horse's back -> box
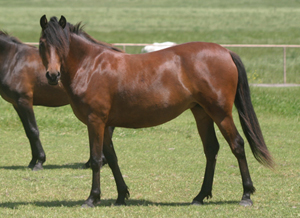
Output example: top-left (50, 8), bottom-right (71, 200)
top-left (128, 41), bottom-right (239, 103)
top-left (105, 42), bottom-right (238, 127)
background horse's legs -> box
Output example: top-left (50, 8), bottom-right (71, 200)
top-left (13, 101), bottom-right (45, 171)
top-left (190, 106), bottom-right (220, 205)
top-left (102, 127), bottom-right (129, 205)
top-left (215, 115), bottom-right (255, 206)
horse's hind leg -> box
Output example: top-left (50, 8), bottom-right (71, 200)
top-left (191, 105), bottom-right (220, 205)
top-left (102, 127), bottom-right (129, 205)
top-left (13, 100), bottom-right (45, 171)
top-left (214, 114), bottom-right (255, 206)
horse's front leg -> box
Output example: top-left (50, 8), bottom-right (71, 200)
top-left (82, 118), bottom-right (105, 208)
top-left (13, 101), bottom-right (45, 171)
top-left (83, 126), bottom-right (115, 169)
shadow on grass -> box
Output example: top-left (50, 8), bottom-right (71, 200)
top-left (0, 199), bottom-right (239, 208)
top-left (0, 163), bottom-right (88, 170)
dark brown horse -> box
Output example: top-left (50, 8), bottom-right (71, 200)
top-left (39, 15), bottom-right (273, 207)
top-left (0, 30), bottom-right (111, 170)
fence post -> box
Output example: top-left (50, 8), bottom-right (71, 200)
top-left (283, 47), bottom-right (286, 84)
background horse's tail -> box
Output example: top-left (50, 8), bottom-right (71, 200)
top-left (230, 51), bottom-right (274, 168)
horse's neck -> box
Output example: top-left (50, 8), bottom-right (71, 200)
top-left (67, 34), bottom-right (108, 68)
top-left (61, 35), bottom-right (92, 79)
top-left (72, 33), bottom-right (108, 52)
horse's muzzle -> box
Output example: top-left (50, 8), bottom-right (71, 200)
top-left (46, 71), bottom-right (61, 85)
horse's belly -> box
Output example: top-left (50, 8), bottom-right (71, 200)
top-left (107, 102), bottom-right (196, 128)
top-left (109, 113), bottom-right (180, 128)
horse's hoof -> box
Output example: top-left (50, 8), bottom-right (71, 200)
top-left (32, 163), bottom-right (43, 171)
top-left (28, 161), bottom-right (38, 169)
top-left (81, 197), bottom-right (101, 208)
top-left (81, 203), bottom-right (94, 208)
top-left (81, 200), bottom-right (97, 208)
top-left (239, 199), bottom-right (253, 207)
top-left (191, 200), bottom-right (203, 206)
top-left (114, 202), bottom-right (126, 206)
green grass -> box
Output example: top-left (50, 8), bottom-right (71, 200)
top-left (0, 86), bottom-right (299, 217)
top-left (0, 0), bottom-right (300, 217)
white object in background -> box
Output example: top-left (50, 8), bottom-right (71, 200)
top-left (141, 42), bottom-right (176, 53)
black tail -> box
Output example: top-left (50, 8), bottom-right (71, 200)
top-left (230, 51), bottom-right (274, 168)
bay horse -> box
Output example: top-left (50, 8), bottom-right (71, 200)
top-left (39, 15), bottom-right (274, 207)
top-left (0, 30), bottom-right (112, 170)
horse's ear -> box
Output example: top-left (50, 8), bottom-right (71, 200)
top-left (40, 15), bottom-right (48, 30)
top-left (59, 15), bottom-right (67, 29)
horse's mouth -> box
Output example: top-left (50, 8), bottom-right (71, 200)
top-left (46, 71), bottom-right (60, 86)
top-left (47, 79), bottom-right (59, 85)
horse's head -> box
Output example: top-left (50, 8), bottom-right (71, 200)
top-left (39, 15), bottom-right (68, 85)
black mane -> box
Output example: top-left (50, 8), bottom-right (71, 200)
top-left (0, 31), bottom-right (24, 45)
top-left (43, 16), bottom-right (123, 54)
top-left (69, 23), bottom-right (123, 52)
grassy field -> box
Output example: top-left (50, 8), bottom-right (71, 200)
top-left (0, 0), bottom-right (300, 217)
top-left (0, 0), bottom-right (300, 83)
top-left (0, 87), bottom-right (299, 217)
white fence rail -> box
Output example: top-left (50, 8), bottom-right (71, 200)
top-left (27, 42), bottom-right (300, 84)
top-left (221, 44), bottom-right (300, 84)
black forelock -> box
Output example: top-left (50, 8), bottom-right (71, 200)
top-left (41, 16), bottom-right (70, 55)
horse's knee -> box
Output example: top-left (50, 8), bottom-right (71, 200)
top-left (90, 156), bottom-right (102, 171)
top-left (205, 145), bottom-right (219, 162)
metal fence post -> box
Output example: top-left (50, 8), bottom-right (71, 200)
top-left (283, 47), bottom-right (286, 84)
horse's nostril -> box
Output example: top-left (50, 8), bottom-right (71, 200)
top-left (46, 71), bottom-right (51, 80)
